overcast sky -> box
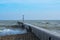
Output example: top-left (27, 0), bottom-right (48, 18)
top-left (0, 0), bottom-right (60, 20)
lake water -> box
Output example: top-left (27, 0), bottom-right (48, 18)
top-left (24, 20), bottom-right (60, 34)
top-left (0, 20), bottom-right (27, 36)
top-left (0, 28), bottom-right (27, 36)
top-left (0, 20), bottom-right (60, 36)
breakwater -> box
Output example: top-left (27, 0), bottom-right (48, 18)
top-left (24, 23), bottom-right (60, 40)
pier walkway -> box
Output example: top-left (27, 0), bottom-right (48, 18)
top-left (0, 32), bottom-right (39, 40)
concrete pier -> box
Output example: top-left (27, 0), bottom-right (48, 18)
top-left (0, 22), bottom-right (40, 40)
top-left (24, 23), bottom-right (60, 40)
top-left (0, 22), bottom-right (60, 40)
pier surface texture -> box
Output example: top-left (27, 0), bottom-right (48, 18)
top-left (0, 32), bottom-right (39, 40)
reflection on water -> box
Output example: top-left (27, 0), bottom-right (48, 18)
top-left (0, 28), bottom-right (27, 36)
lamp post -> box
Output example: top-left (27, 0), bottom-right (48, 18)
top-left (22, 15), bottom-right (24, 23)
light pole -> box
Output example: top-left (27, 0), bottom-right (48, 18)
top-left (22, 15), bottom-right (24, 23)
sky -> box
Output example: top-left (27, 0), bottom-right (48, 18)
top-left (0, 0), bottom-right (60, 20)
